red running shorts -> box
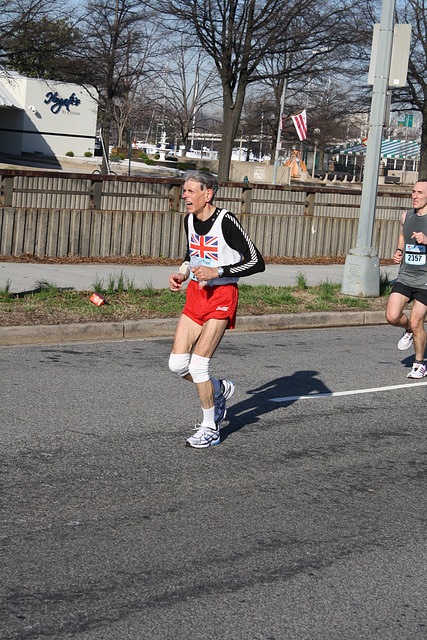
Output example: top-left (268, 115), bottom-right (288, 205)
top-left (183, 280), bottom-right (239, 329)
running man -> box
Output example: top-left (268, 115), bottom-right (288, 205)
top-left (386, 178), bottom-right (427, 378)
top-left (168, 171), bottom-right (265, 447)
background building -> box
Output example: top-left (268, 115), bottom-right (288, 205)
top-left (0, 72), bottom-right (98, 159)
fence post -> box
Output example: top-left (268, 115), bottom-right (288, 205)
top-left (169, 184), bottom-right (181, 212)
top-left (0, 175), bottom-right (14, 207)
top-left (90, 177), bottom-right (102, 210)
top-left (242, 185), bottom-right (252, 214)
top-left (305, 191), bottom-right (315, 216)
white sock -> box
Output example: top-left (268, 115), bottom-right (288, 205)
top-left (202, 406), bottom-right (216, 429)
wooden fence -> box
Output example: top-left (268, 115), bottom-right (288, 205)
top-left (0, 170), bottom-right (413, 259)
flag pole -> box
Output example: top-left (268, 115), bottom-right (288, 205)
top-left (272, 75), bottom-right (289, 185)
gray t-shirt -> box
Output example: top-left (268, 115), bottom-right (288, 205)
top-left (397, 208), bottom-right (427, 289)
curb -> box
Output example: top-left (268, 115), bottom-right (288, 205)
top-left (0, 310), bottom-right (388, 347)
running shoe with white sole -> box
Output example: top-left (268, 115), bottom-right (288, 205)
top-left (185, 424), bottom-right (220, 448)
top-left (398, 330), bottom-right (413, 350)
top-left (214, 379), bottom-right (235, 424)
top-left (407, 362), bottom-right (427, 379)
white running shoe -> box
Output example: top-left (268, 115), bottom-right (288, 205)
top-left (398, 331), bottom-right (413, 350)
top-left (186, 424), bottom-right (220, 448)
top-left (407, 362), bottom-right (427, 379)
top-left (214, 380), bottom-right (235, 424)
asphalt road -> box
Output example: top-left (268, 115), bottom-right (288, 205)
top-left (1, 325), bottom-right (426, 640)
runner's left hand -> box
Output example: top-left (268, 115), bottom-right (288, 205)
top-left (411, 231), bottom-right (427, 244)
top-left (191, 265), bottom-right (218, 281)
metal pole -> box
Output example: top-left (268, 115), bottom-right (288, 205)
top-left (128, 129), bottom-right (132, 177)
top-left (403, 121), bottom-right (408, 183)
top-left (272, 69), bottom-right (289, 185)
top-left (341, 0), bottom-right (395, 297)
top-left (99, 128), bottom-right (111, 176)
top-left (312, 143), bottom-right (317, 179)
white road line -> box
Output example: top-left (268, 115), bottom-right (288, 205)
top-left (270, 381), bottom-right (427, 403)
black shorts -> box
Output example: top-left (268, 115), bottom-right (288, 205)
top-left (391, 281), bottom-right (427, 306)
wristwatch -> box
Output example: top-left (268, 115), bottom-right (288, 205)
top-left (217, 266), bottom-right (224, 278)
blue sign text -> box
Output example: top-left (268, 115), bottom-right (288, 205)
top-left (44, 91), bottom-right (81, 114)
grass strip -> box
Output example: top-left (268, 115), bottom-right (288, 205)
top-left (0, 279), bottom-right (393, 327)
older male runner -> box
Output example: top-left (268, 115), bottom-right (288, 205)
top-left (386, 178), bottom-right (427, 379)
top-left (168, 171), bottom-right (265, 447)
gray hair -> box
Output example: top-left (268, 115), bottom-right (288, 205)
top-left (184, 170), bottom-right (219, 199)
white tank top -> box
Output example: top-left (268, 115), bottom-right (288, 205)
top-left (188, 209), bottom-right (241, 286)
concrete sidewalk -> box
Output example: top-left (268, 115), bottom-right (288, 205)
top-left (0, 261), bottom-right (396, 347)
top-left (0, 261), bottom-right (399, 293)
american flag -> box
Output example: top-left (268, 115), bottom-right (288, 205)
top-left (189, 233), bottom-right (218, 261)
top-left (291, 109), bottom-right (307, 141)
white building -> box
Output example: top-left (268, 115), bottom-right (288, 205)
top-left (0, 72), bottom-right (99, 158)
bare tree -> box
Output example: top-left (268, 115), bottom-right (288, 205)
top-left (152, 39), bottom-right (220, 152)
top-left (155, 0), bottom-right (361, 180)
top-left (72, 0), bottom-right (155, 173)
top-left (258, 0), bottom-right (376, 160)
top-left (394, 0), bottom-right (427, 176)
top-left (111, 25), bottom-right (161, 148)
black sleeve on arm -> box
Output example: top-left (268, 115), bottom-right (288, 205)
top-left (183, 214), bottom-right (190, 262)
top-left (221, 212), bottom-right (265, 278)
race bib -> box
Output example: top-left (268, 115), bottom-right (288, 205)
top-left (405, 243), bottom-right (427, 265)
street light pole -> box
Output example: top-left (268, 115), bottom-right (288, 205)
top-left (312, 128), bottom-right (320, 179)
top-left (341, 0), bottom-right (396, 297)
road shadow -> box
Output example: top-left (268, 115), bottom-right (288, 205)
top-left (221, 370), bottom-right (331, 442)
top-left (0, 151), bottom-right (62, 170)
